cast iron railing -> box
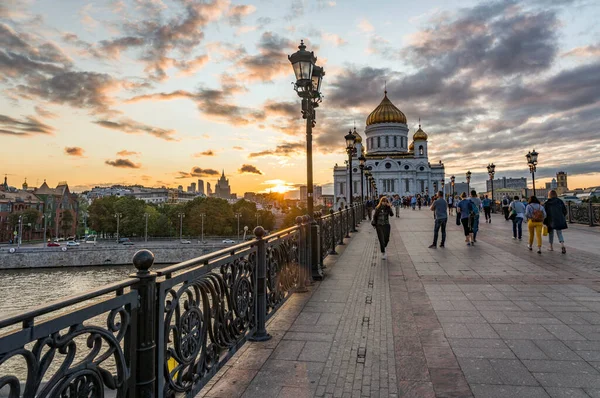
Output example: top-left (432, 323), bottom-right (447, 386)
top-left (0, 204), bottom-right (363, 398)
top-left (567, 202), bottom-right (600, 227)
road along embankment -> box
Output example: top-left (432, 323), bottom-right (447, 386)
top-left (0, 245), bottom-right (225, 269)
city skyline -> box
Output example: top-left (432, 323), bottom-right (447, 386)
top-left (2, 0), bottom-right (600, 194)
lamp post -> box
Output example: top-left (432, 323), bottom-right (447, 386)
top-left (466, 170), bottom-right (472, 194)
top-left (358, 155), bottom-right (366, 206)
top-left (114, 213), bottom-right (122, 243)
top-left (487, 163), bottom-right (496, 211)
top-left (18, 215), bottom-right (23, 249)
top-left (178, 213), bottom-right (185, 242)
top-left (288, 40), bottom-right (324, 222)
top-left (235, 212), bottom-right (242, 243)
top-left (144, 213), bottom-right (149, 243)
top-left (288, 40), bottom-right (325, 281)
top-left (526, 150), bottom-right (538, 196)
top-left (345, 130), bottom-right (356, 205)
top-left (200, 213), bottom-right (206, 243)
top-left (42, 213), bottom-right (48, 246)
top-left (441, 180), bottom-right (445, 197)
top-left (451, 175), bottom-right (455, 198)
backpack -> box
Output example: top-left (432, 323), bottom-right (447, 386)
top-left (532, 205), bottom-right (545, 222)
top-left (502, 198), bottom-right (509, 206)
top-left (469, 200), bottom-right (479, 216)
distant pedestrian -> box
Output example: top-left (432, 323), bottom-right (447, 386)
top-left (366, 199), bottom-right (374, 220)
top-left (428, 191), bottom-right (448, 248)
top-left (417, 195), bottom-right (422, 210)
top-left (544, 190), bottom-right (568, 253)
top-left (482, 195), bottom-right (492, 223)
top-left (502, 196), bottom-right (510, 220)
top-left (448, 194), bottom-right (454, 216)
top-left (509, 195), bottom-right (526, 240)
top-left (457, 192), bottom-right (474, 246)
top-left (410, 196), bottom-right (416, 210)
top-left (392, 195), bottom-right (401, 218)
top-left (525, 196), bottom-right (547, 254)
top-left (469, 190), bottom-right (482, 242)
top-left (371, 196), bottom-right (394, 259)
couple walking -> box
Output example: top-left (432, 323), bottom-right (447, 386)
top-left (428, 190), bottom-right (480, 248)
top-left (509, 190), bottom-right (567, 254)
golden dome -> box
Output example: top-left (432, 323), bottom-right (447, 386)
top-left (413, 123), bottom-right (428, 141)
top-left (409, 141), bottom-right (414, 151)
top-left (366, 91), bottom-right (407, 126)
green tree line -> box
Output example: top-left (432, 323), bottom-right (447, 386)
top-left (87, 196), bottom-right (276, 238)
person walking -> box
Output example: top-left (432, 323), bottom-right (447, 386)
top-left (457, 192), bottom-right (474, 246)
top-left (392, 195), bottom-right (401, 218)
top-left (502, 195), bottom-right (510, 220)
top-left (366, 198), bottom-right (374, 221)
top-left (482, 195), bottom-right (492, 223)
top-left (417, 195), bottom-right (422, 210)
top-left (448, 194), bottom-right (454, 216)
top-left (371, 196), bottom-right (394, 259)
top-left (544, 190), bottom-right (568, 253)
top-left (469, 190), bottom-right (482, 242)
top-left (428, 191), bottom-right (448, 248)
top-left (410, 196), bottom-right (416, 210)
top-left (525, 196), bottom-right (547, 254)
top-left (509, 195), bottom-right (526, 240)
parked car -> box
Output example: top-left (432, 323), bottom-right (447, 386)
top-left (180, 240), bottom-right (191, 244)
top-left (47, 242), bottom-right (60, 247)
top-left (122, 241), bottom-right (135, 246)
top-left (66, 241), bottom-right (80, 247)
top-left (222, 239), bottom-right (236, 244)
top-left (118, 238), bottom-right (131, 244)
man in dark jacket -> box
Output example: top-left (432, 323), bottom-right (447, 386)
top-left (543, 190), bottom-right (568, 254)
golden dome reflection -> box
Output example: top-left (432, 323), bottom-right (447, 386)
top-left (366, 91), bottom-right (407, 126)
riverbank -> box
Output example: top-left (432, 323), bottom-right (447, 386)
top-left (0, 244), bottom-right (224, 269)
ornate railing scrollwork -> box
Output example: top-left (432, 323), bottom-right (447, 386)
top-left (0, 287), bottom-right (136, 398)
top-left (158, 249), bottom-right (257, 397)
top-left (266, 231), bottom-right (299, 316)
top-left (569, 203), bottom-right (590, 225)
top-left (320, 215), bottom-right (333, 261)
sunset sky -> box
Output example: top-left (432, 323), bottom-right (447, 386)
top-left (1, 0), bottom-right (599, 195)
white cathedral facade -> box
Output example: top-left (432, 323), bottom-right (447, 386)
top-left (333, 91), bottom-right (445, 207)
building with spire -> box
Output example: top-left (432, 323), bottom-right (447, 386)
top-left (333, 91), bottom-right (445, 205)
top-left (214, 170), bottom-right (236, 199)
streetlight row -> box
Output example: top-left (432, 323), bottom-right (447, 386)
top-left (446, 150), bottom-right (539, 200)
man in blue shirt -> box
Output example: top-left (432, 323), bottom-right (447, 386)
top-left (428, 191), bottom-right (448, 248)
top-left (482, 195), bottom-right (492, 223)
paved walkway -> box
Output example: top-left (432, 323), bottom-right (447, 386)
top-left (198, 209), bottom-right (600, 398)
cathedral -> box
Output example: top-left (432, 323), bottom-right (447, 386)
top-left (333, 91), bottom-right (445, 206)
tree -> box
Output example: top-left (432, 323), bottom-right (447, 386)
top-left (114, 196), bottom-right (147, 237)
top-left (282, 206), bottom-right (307, 228)
top-left (88, 196), bottom-right (119, 236)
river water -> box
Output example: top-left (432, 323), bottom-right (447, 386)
top-left (0, 265), bottom-right (141, 318)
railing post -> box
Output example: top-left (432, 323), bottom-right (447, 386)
top-left (131, 250), bottom-right (157, 398)
top-left (350, 204), bottom-right (356, 232)
top-left (568, 201), bottom-right (573, 224)
top-left (296, 216), bottom-right (308, 293)
top-left (589, 200), bottom-right (594, 227)
top-left (329, 209), bottom-right (338, 255)
top-left (338, 209), bottom-right (345, 246)
top-left (249, 226), bottom-right (271, 341)
top-left (316, 211), bottom-right (326, 272)
top-left (303, 215), bottom-right (313, 286)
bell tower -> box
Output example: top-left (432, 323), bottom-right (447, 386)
top-left (556, 171), bottom-right (568, 195)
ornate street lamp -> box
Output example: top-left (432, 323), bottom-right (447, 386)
top-left (466, 170), bottom-right (472, 194)
top-left (440, 179), bottom-right (445, 196)
top-left (487, 163), bottom-right (496, 211)
top-left (289, 40), bottom-right (325, 280)
top-left (358, 155), bottom-right (366, 203)
top-left (345, 130), bottom-right (356, 205)
top-left (526, 149), bottom-right (538, 196)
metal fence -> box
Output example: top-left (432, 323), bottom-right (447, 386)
top-left (0, 203), bottom-right (365, 398)
top-left (567, 202), bottom-right (600, 227)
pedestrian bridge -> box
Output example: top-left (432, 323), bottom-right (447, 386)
top-left (1, 206), bottom-right (600, 397)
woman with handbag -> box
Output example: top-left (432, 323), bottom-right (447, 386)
top-left (544, 190), bottom-right (568, 253)
top-left (509, 195), bottom-right (526, 240)
top-left (372, 196), bottom-right (394, 259)
top-left (525, 196), bottom-right (547, 254)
